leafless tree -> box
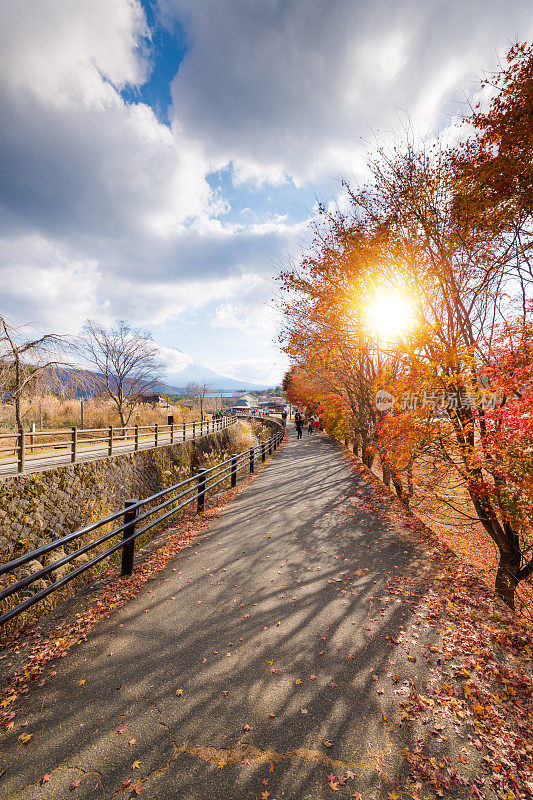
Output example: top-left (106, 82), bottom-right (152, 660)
top-left (79, 320), bottom-right (163, 429)
top-left (185, 382), bottom-right (210, 421)
top-left (0, 317), bottom-right (74, 430)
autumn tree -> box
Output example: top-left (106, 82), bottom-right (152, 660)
top-left (357, 140), bottom-right (531, 608)
top-left (452, 42), bottom-right (533, 303)
top-left (278, 43), bottom-right (533, 608)
top-left (279, 213), bottom-right (391, 467)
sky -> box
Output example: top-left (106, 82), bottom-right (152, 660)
top-left (1, 0), bottom-right (532, 386)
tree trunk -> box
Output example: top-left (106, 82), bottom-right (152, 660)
top-left (466, 480), bottom-right (522, 610)
top-left (392, 475), bottom-right (410, 508)
top-left (495, 551), bottom-right (521, 610)
top-left (14, 355), bottom-right (23, 430)
top-left (406, 464), bottom-right (414, 500)
top-left (361, 446), bottom-right (374, 470)
top-left (15, 395), bottom-right (22, 431)
top-left (118, 408), bottom-right (127, 440)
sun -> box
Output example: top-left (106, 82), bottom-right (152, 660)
top-left (366, 292), bottom-right (415, 339)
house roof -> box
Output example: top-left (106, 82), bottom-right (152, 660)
top-left (239, 393), bottom-right (258, 404)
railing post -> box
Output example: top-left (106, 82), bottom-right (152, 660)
top-left (261, 441), bottom-right (266, 462)
top-left (249, 446), bottom-right (254, 474)
top-left (108, 426), bottom-right (113, 456)
top-left (155, 423), bottom-right (159, 448)
top-left (231, 453), bottom-right (237, 487)
top-left (135, 425), bottom-right (139, 450)
top-left (121, 499), bottom-right (138, 575)
top-left (183, 422), bottom-right (186, 441)
top-left (193, 422), bottom-right (196, 440)
top-left (170, 422), bottom-right (174, 444)
top-left (17, 428), bottom-right (25, 474)
top-left (268, 437), bottom-right (272, 455)
top-left (197, 468), bottom-right (207, 513)
top-left (71, 426), bottom-right (77, 463)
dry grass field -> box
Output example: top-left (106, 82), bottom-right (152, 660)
top-left (0, 395), bottom-right (223, 433)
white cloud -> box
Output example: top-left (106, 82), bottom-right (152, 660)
top-left (0, 234), bottom-right (107, 333)
top-left (210, 300), bottom-right (282, 338)
top-left (1, 0), bottom-right (533, 387)
top-left (0, 0), bottom-right (216, 253)
top-left (0, 0), bottom-right (149, 106)
top-left (213, 356), bottom-right (289, 387)
top-left (163, 0), bottom-right (533, 185)
top-left (156, 344), bottom-right (194, 372)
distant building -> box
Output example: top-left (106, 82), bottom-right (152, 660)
top-left (240, 393), bottom-right (259, 405)
top-left (259, 396), bottom-right (286, 411)
top-left (229, 393), bottom-right (259, 411)
top-left (140, 393), bottom-right (164, 405)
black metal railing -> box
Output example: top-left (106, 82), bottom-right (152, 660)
top-left (0, 421), bottom-right (285, 626)
top-left (0, 414), bottom-right (237, 475)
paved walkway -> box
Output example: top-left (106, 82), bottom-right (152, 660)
top-left (1, 429), bottom-right (448, 798)
top-left (0, 421), bottom-right (235, 478)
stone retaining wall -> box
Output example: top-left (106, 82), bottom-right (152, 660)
top-left (0, 420), bottom-right (270, 563)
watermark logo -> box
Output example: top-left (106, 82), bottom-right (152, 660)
top-left (375, 388), bottom-right (500, 411)
top-left (375, 390), bottom-right (395, 411)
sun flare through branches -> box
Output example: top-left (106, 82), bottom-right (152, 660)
top-left (365, 292), bottom-right (415, 339)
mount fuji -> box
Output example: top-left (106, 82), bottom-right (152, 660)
top-left (156, 346), bottom-right (268, 392)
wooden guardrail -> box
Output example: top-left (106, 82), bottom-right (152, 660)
top-left (0, 415), bottom-right (237, 475)
top-left (0, 419), bottom-right (286, 626)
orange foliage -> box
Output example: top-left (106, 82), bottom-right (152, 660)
top-left (278, 43), bottom-right (533, 610)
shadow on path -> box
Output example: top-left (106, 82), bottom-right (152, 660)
top-left (0, 428), bottom-right (458, 799)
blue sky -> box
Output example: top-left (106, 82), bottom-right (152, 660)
top-left (121, 1), bottom-right (186, 122)
top-left (1, 0), bottom-right (533, 386)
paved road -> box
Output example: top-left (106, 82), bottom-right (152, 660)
top-left (0, 421), bottom-right (233, 478)
top-left (0, 428), bottom-right (448, 799)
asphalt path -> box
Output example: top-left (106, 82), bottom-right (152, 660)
top-left (0, 427), bottom-right (455, 799)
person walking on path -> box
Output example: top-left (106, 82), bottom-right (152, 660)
top-left (281, 409), bottom-right (287, 425)
top-left (295, 411), bottom-right (303, 439)
top-left (307, 416), bottom-right (314, 435)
